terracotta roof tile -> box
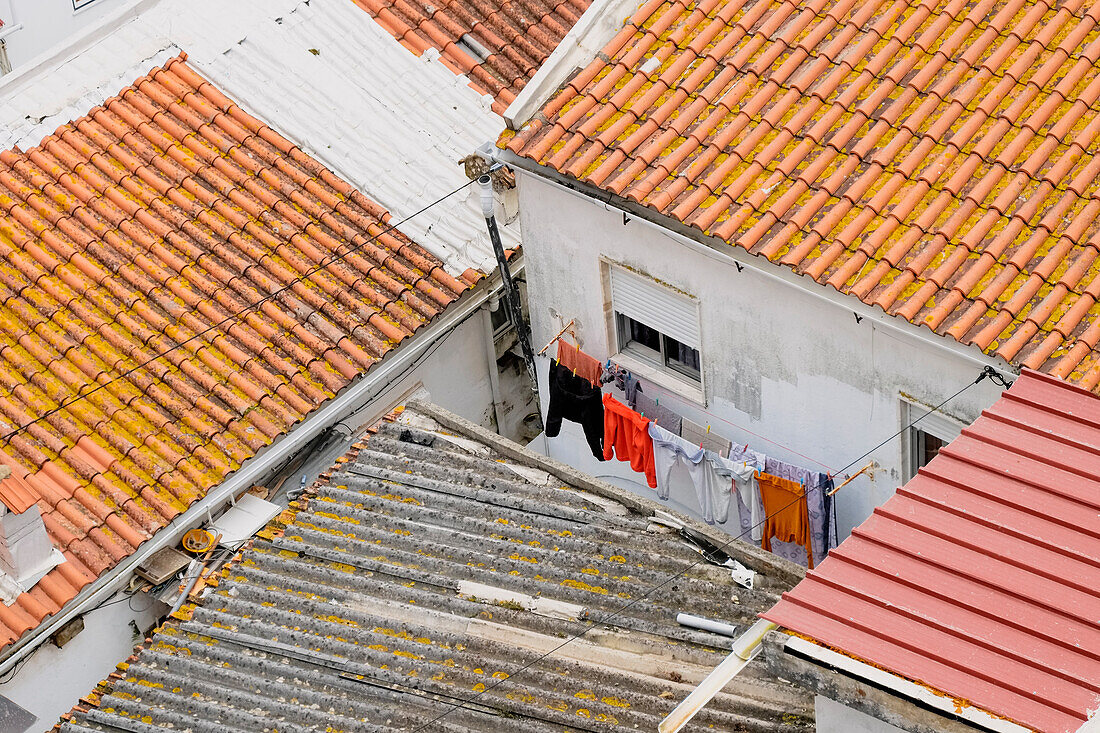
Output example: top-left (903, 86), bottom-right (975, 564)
top-left (0, 55), bottom-right (471, 650)
top-left (352, 0), bottom-right (593, 112)
top-left (506, 0), bottom-right (1100, 389)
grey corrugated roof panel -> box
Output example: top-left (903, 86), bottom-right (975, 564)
top-left (62, 404), bottom-right (813, 732)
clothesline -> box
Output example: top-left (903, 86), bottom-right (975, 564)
top-left (629, 377), bottom-right (839, 475)
top-left (537, 335), bottom-right (840, 475)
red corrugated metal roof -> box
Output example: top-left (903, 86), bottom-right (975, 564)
top-left (763, 369), bottom-right (1100, 733)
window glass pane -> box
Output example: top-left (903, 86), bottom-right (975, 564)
top-left (624, 316), bottom-right (661, 352)
top-left (663, 334), bottom-right (700, 377)
top-left (921, 432), bottom-right (943, 467)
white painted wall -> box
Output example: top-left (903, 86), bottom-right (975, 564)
top-left (516, 173), bottom-right (1007, 541)
top-left (340, 308), bottom-right (515, 434)
top-left (0, 0), bottom-right (134, 72)
top-left (816, 695), bottom-right (909, 733)
top-left (0, 590), bottom-right (165, 729)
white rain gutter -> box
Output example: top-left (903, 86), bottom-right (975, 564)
top-left (782, 636), bottom-right (1032, 733)
top-left (0, 261), bottom-right (518, 675)
top-left (659, 619), bottom-right (777, 732)
top-left (495, 149), bottom-right (1018, 383)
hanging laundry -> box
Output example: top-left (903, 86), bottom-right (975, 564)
top-left (635, 391), bottom-right (681, 433)
top-left (556, 340), bottom-right (602, 387)
top-left (545, 359), bottom-right (605, 461)
top-left (681, 417), bottom-right (730, 456)
top-left (703, 453), bottom-right (760, 535)
top-left (603, 394), bottom-right (656, 487)
top-left (822, 476), bottom-right (835, 550)
top-left (648, 423), bottom-right (708, 510)
top-left (602, 363), bottom-right (643, 410)
top-left (764, 457), bottom-right (833, 566)
top-left (756, 471), bottom-right (815, 570)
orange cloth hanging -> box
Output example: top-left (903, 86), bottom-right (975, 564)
top-left (603, 394), bottom-right (656, 488)
top-left (557, 339), bottom-right (603, 387)
top-left (756, 471), bottom-right (815, 569)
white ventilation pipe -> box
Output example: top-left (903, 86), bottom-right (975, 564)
top-left (676, 613), bottom-right (739, 638)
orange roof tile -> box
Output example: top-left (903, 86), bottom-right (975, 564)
top-left (505, 0), bottom-right (1100, 390)
top-left (0, 54), bottom-right (470, 649)
top-left (352, 0), bottom-right (592, 113)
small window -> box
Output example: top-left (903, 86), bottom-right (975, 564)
top-left (608, 265), bottom-right (701, 387)
top-left (902, 400), bottom-right (962, 480)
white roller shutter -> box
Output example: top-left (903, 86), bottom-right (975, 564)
top-left (610, 267), bottom-right (699, 348)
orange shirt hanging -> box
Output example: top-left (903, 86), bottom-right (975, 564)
top-left (557, 340), bottom-right (603, 387)
top-left (756, 471), bottom-right (815, 569)
top-left (603, 394), bottom-right (656, 488)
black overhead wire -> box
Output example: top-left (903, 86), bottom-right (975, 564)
top-left (410, 365), bottom-right (1009, 731)
top-left (0, 177), bottom-right (478, 447)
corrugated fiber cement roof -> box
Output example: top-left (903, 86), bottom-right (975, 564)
top-left (60, 403), bottom-right (812, 732)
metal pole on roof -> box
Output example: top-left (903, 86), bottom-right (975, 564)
top-left (479, 173), bottom-right (537, 390)
top-left (659, 619), bottom-right (778, 732)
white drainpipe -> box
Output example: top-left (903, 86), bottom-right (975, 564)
top-left (659, 619), bottom-right (778, 733)
top-left (0, 264), bottom-right (516, 675)
top-left (481, 301), bottom-right (506, 431)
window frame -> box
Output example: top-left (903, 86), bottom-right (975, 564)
top-left (604, 262), bottom-right (705, 404)
top-left (900, 398), bottom-right (964, 481)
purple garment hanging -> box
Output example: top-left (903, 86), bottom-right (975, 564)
top-left (762, 456), bottom-right (832, 568)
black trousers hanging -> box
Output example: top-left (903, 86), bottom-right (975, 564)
top-left (545, 359), bottom-right (605, 460)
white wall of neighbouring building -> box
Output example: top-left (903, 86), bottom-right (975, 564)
top-left (0, 591), bottom-right (165, 729)
top-left (0, 0), bottom-right (135, 73)
top-left (815, 696), bottom-right (910, 733)
top-left (515, 172), bottom-right (1009, 543)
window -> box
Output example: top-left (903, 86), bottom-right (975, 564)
top-left (902, 399), bottom-right (962, 480)
top-left (73, 0), bottom-right (101, 9)
top-left (616, 314), bottom-right (700, 380)
top-left (608, 265), bottom-right (701, 389)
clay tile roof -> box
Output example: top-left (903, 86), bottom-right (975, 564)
top-left (0, 472), bottom-right (37, 515)
top-left (504, 0), bottom-right (1100, 392)
top-left (352, 0), bottom-right (593, 112)
top-left (763, 369), bottom-right (1100, 733)
top-left (59, 402), bottom-right (813, 733)
top-left (0, 54), bottom-right (470, 651)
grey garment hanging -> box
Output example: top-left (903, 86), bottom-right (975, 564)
top-left (634, 391), bottom-right (680, 433)
top-left (648, 422), bottom-right (706, 509)
top-left (703, 452), bottom-right (761, 537)
top-left (680, 417), bottom-right (730, 457)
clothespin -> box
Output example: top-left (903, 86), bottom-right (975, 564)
top-left (701, 424), bottom-right (710, 449)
